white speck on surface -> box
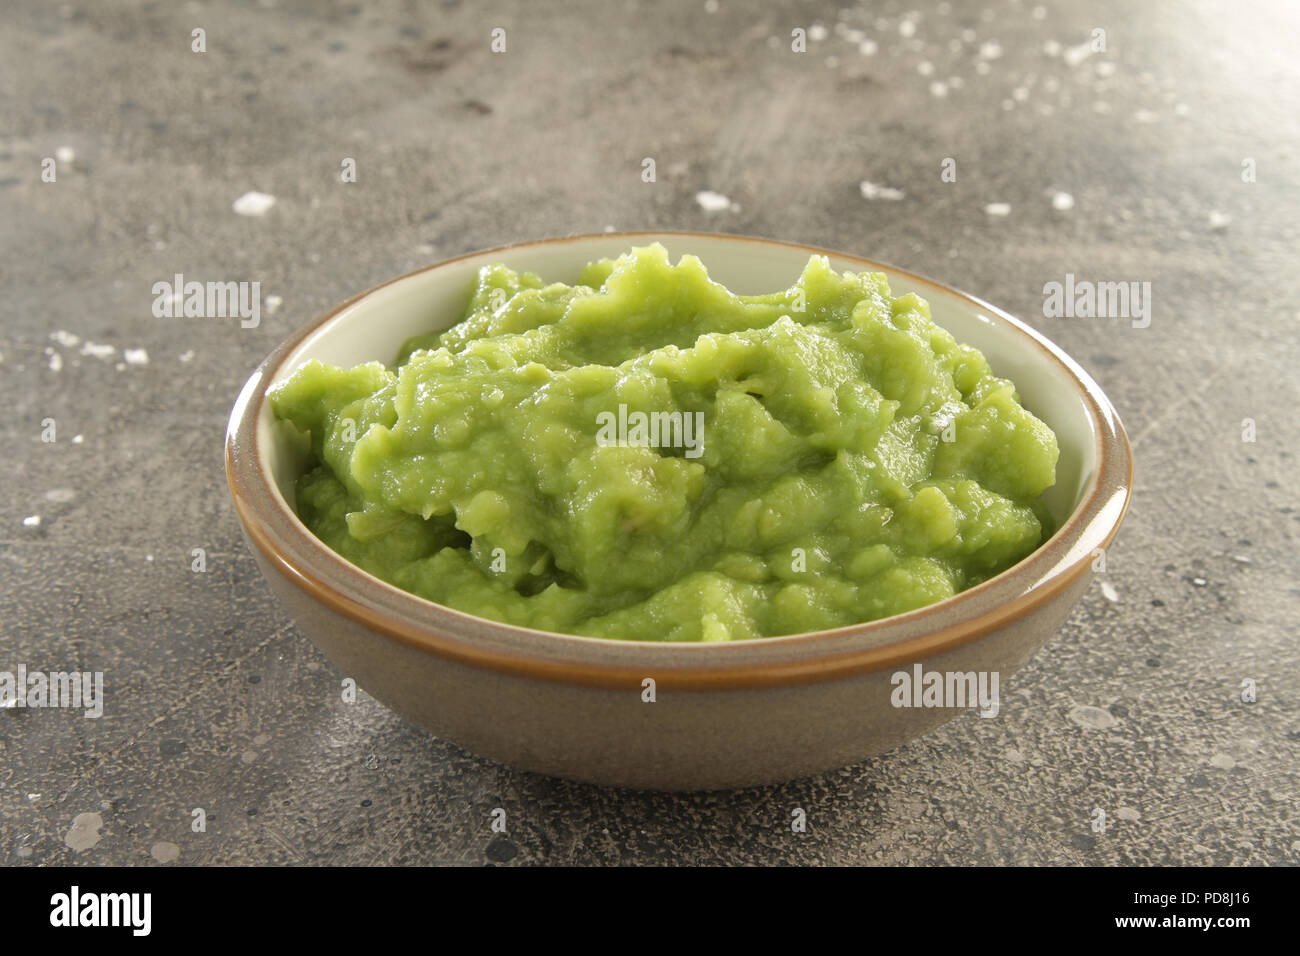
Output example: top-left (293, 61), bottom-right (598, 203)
top-left (1174, 102), bottom-right (1190, 116)
top-left (984, 202), bottom-right (1011, 216)
top-left (1100, 580), bottom-right (1119, 602)
top-left (179, 349), bottom-right (195, 363)
top-left (71, 434), bottom-right (84, 444)
top-left (1063, 43), bottom-right (1093, 67)
top-left (64, 812), bottom-right (104, 852)
top-left (859, 180), bottom-right (905, 201)
top-left (929, 81), bottom-right (949, 98)
top-left (1095, 60), bottom-right (1116, 78)
top-left (1067, 704), bottom-right (1118, 730)
top-left (695, 190), bottom-right (734, 213)
top-left (151, 841), bottom-right (181, 863)
top-left (978, 40), bottom-right (1003, 60)
top-left (43, 489), bottom-right (75, 503)
top-left (55, 145), bottom-right (76, 164)
top-left (809, 23), bottom-right (828, 42)
top-left (1043, 39), bottom-right (1062, 56)
top-left (1208, 211), bottom-right (1231, 231)
top-left (917, 60), bottom-right (934, 76)
top-left (123, 348), bottom-right (149, 366)
top-left (898, 19), bottom-right (916, 38)
top-left (1192, 575), bottom-right (1209, 586)
top-left (48, 352), bottom-right (63, 372)
top-left (265, 295), bottom-right (283, 315)
top-left (1116, 807), bottom-right (1141, 822)
top-left (50, 330), bottom-right (80, 348)
top-left (1209, 753), bottom-right (1236, 770)
top-left (22, 515), bottom-right (40, 528)
top-left (858, 39), bottom-right (878, 56)
top-left (145, 554), bottom-right (153, 562)
top-left (233, 191), bottom-right (276, 217)
top-left (80, 341), bottom-right (115, 360)
top-left (1232, 554), bottom-right (1252, 564)
top-left (1052, 191), bottom-right (1075, 211)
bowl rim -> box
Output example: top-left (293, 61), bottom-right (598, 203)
top-left (226, 230), bottom-right (1133, 690)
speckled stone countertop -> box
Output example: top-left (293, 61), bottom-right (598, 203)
top-left (1, 0), bottom-right (1296, 866)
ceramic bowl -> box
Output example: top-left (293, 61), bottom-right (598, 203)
top-left (226, 231), bottom-right (1133, 790)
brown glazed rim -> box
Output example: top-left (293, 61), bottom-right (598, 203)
top-left (226, 231), bottom-right (1133, 691)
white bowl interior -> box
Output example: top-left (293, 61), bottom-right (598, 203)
top-left (262, 235), bottom-right (1096, 530)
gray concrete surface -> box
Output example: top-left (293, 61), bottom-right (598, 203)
top-left (1, 0), bottom-right (1297, 865)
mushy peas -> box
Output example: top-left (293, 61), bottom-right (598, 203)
top-left (269, 244), bottom-right (1059, 641)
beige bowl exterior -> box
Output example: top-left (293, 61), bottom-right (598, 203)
top-left (227, 232), bottom-right (1132, 791)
